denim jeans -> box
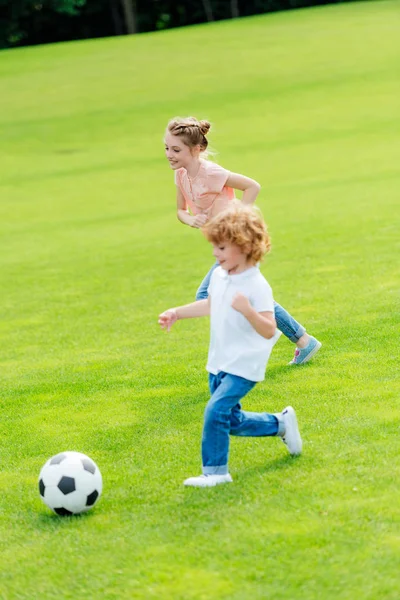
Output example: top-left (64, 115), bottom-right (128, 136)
top-left (202, 371), bottom-right (280, 475)
top-left (195, 263), bottom-right (305, 343)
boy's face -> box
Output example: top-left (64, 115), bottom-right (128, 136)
top-left (212, 241), bottom-right (251, 275)
top-left (164, 133), bottom-right (198, 170)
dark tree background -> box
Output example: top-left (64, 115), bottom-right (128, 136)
top-left (0, 0), bottom-right (366, 49)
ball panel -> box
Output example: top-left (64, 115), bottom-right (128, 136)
top-left (49, 453), bottom-right (67, 465)
top-left (54, 507), bottom-right (73, 516)
top-left (43, 486), bottom-right (68, 511)
top-left (60, 489), bottom-right (88, 513)
top-left (73, 469), bottom-right (102, 496)
top-left (39, 466), bottom-right (63, 487)
top-left (81, 458), bottom-right (96, 474)
top-left (57, 476), bottom-right (76, 495)
top-left (86, 490), bottom-right (99, 506)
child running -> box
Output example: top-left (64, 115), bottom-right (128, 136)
top-left (159, 204), bottom-right (302, 487)
top-left (164, 116), bottom-right (321, 365)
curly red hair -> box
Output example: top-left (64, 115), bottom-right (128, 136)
top-left (204, 203), bottom-right (271, 263)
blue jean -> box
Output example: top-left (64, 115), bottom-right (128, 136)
top-left (195, 263), bottom-right (305, 343)
top-left (202, 371), bottom-right (280, 475)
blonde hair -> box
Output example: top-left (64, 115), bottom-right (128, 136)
top-left (204, 203), bottom-right (271, 263)
top-left (166, 116), bottom-right (211, 152)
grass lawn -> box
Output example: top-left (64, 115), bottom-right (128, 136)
top-left (0, 1), bottom-right (399, 598)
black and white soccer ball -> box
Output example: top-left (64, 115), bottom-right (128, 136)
top-left (38, 451), bottom-right (103, 516)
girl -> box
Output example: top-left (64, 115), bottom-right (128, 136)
top-left (164, 116), bottom-right (321, 365)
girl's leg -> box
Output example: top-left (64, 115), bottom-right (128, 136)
top-left (274, 301), bottom-right (322, 364)
top-left (273, 301), bottom-right (305, 343)
top-left (195, 262), bottom-right (219, 301)
top-left (201, 372), bottom-right (278, 475)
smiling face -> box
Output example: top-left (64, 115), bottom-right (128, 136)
top-left (212, 241), bottom-right (252, 275)
top-left (164, 132), bottom-right (200, 170)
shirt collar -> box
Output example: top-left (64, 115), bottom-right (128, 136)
top-left (220, 265), bottom-right (259, 281)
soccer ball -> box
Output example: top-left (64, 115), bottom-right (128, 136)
top-left (38, 451), bottom-right (103, 516)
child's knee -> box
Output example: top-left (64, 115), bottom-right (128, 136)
top-left (204, 400), bottom-right (228, 426)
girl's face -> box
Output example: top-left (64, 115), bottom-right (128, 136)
top-left (164, 133), bottom-right (199, 170)
top-left (212, 242), bottom-right (251, 275)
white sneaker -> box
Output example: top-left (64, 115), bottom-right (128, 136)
top-left (183, 473), bottom-right (233, 487)
top-left (280, 406), bottom-right (302, 456)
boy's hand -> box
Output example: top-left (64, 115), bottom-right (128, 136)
top-left (231, 292), bottom-right (251, 316)
top-left (158, 309), bottom-right (178, 332)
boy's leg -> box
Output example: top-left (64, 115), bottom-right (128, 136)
top-left (230, 406), bottom-right (302, 455)
top-left (184, 374), bottom-right (302, 487)
top-left (230, 406), bottom-right (282, 437)
top-left (195, 262), bottom-right (219, 301)
top-left (185, 372), bottom-right (253, 487)
top-left (201, 372), bottom-right (257, 476)
top-left (274, 301), bottom-right (322, 365)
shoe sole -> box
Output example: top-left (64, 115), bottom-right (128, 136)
top-left (282, 406), bottom-right (302, 455)
top-left (184, 476), bottom-right (233, 488)
top-left (289, 341), bottom-right (322, 365)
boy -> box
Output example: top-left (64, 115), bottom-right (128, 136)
top-left (158, 204), bottom-right (302, 487)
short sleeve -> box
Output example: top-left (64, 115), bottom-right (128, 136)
top-left (174, 168), bottom-right (183, 190)
top-left (204, 161), bottom-right (230, 193)
top-left (207, 267), bottom-right (220, 297)
top-left (251, 277), bottom-right (275, 313)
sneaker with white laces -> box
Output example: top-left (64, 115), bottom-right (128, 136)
top-left (183, 473), bottom-right (233, 487)
top-left (280, 406), bottom-right (302, 456)
top-left (289, 336), bottom-right (322, 365)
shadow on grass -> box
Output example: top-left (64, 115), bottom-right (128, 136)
top-left (237, 453), bottom-right (302, 478)
top-left (35, 508), bottom-right (95, 530)
top-left (265, 362), bottom-right (317, 382)
top-left (180, 455), bottom-right (302, 507)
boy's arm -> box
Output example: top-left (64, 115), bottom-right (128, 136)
top-left (225, 172), bottom-right (261, 205)
top-left (231, 293), bottom-right (276, 339)
top-left (175, 299), bottom-right (210, 320)
top-left (245, 310), bottom-right (276, 339)
top-left (159, 298), bottom-right (210, 331)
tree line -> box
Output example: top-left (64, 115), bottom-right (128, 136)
top-left (1, 0), bottom-right (364, 49)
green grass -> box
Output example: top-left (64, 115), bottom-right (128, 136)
top-left (0, 1), bottom-right (399, 598)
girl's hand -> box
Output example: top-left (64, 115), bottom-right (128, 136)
top-left (158, 309), bottom-right (178, 332)
top-left (231, 292), bottom-right (251, 316)
top-left (191, 214), bottom-right (208, 228)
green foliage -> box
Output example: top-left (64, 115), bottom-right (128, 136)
top-left (0, 1), bottom-right (399, 597)
top-left (0, 0), bottom-right (369, 49)
top-left (52, 0), bottom-right (86, 15)
top-left (0, 0), bottom-right (87, 47)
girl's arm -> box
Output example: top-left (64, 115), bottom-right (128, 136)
top-left (231, 293), bottom-right (276, 339)
top-left (225, 172), bottom-right (261, 205)
top-left (159, 298), bottom-right (210, 331)
top-left (176, 187), bottom-right (208, 228)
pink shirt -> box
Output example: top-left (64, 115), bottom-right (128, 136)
top-left (175, 159), bottom-right (236, 219)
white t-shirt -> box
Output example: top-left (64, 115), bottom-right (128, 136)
top-left (206, 266), bottom-right (281, 382)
